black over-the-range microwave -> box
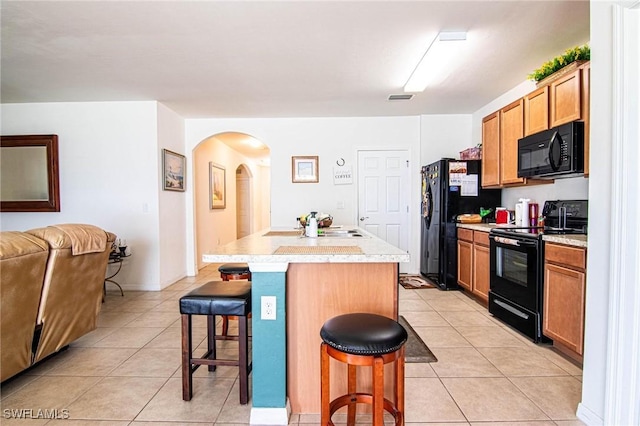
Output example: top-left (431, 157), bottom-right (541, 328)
top-left (517, 120), bottom-right (585, 179)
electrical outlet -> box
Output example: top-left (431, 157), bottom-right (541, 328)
top-left (261, 295), bottom-right (276, 320)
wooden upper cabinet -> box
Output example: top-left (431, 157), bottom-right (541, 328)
top-left (550, 68), bottom-right (582, 127)
top-left (524, 86), bottom-right (549, 136)
top-left (582, 62), bottom-right (590, 176)
top-left (499, 99), bottom-right (525, 185)
top-left (481, 111), bottom-right (500, 187)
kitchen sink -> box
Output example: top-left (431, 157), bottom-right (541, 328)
top-left (301, 229), bottom-right (365, 238)
top-left (318, 232), bottom-right (364, 237)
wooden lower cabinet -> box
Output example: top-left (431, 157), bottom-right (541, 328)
top-left (472, 243), bottom-right (490, 302)
top-left (543, 243), bottom-right (587, 358)
top-left (457, 239), bottom-right (473, 291)
top-left (457, 228), bottom-right (490, 302)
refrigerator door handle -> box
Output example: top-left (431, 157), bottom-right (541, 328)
top-left (425, 184), bottom-right (433, 229)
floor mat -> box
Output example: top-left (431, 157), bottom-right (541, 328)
top-left (399, 274), bottom-right (437, 289)
top-left (398, 315), bottom-right (437, 363)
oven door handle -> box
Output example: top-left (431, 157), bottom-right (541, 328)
top-left (516, 240), bottom-right (537, 248)
top-left (490, 235), bottom-right (538, 248)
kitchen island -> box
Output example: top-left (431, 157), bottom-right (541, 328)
top-left (202, 227), bottom-right (409, 424)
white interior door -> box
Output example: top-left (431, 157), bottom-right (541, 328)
top-left (357, 150), bottom-right (410, 252)
top-left (236, 174), bottom-right (251, 239)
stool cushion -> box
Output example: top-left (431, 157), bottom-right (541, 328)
top-left (218, 263), bottom-right (250, 274)
top-left (180, 281), bottom-right (251, 316)
top-left (320, 313), bottom-right (407, 356)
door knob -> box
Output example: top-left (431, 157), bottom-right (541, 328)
top-left (359, 216), bottom-right (369, 221)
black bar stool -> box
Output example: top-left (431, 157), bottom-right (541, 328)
top-left (218, 263), bottom-right (251, 281)
top-left (320, 313), bottom-right (408, 426)
top-left (218, 263), bottom-right (252, 337)
top-left (179, 280), bottom-right (252, 404)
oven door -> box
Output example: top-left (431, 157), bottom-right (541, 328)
top-left (489, 234), bottom-right (541, 312)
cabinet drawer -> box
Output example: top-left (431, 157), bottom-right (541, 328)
top-left (545, 243), bottom-right (586, 270)
top-left (457, 228), bottom-right (474, 242)
top-left (473, 231), bottom-right (490, 246)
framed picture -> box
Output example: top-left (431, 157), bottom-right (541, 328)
top-left (291, 156), bottom-right (319, 183)
top-left (162, 149), bottom-right (186, 191)
top-left (209, 162), bottom-right (226, 209)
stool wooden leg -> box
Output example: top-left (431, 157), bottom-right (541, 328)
top-left (372, 356), bottom-right (384, 426)
top-left (221, 315), bottom-right (229, 336)
top-left (347, 363), bottom-right (357, 425)
top-left (207, 315), bottom-right (217, 372)
top-left (181, 314), bottom-right (193, 401)
top-left (396, 346), bottom-right (405, 424)
top-left (320, 343), bottom-right (331, 425)
top-left (238, 314), bottom-right (249, 405)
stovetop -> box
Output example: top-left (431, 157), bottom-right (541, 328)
top-left (490, 200), bottom-right (588, 240)
top-left (490, 225), bottom-right (586, 239)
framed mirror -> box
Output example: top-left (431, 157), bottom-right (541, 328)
top-left (0, 134), bottom-right (60, 212)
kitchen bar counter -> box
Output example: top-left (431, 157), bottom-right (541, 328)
top-left (202, 227), bottom-right (409, 424)
top-left (202, 226), bottom-right (410, 264)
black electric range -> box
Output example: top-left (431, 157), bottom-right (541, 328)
top-left (488, 200), bottom-right (587, 342)
top-left (491, 200), bottom-right (588, 239)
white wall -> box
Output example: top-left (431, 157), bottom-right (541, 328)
top-left (578, 1), bottom-right (616, 423)
top-left (157, 103), bottom-right (187, 289)
top-left (185, 116), bottom-right (423, 273)
top-left (256, 164), bottom-right (271, 231)
top-left (0, 101), bottom-right (163, 290)
top-left (420, 114), bottom-right (473, 165)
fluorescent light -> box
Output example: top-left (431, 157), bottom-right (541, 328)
top-left (404, 31), bottom-right (467, 93)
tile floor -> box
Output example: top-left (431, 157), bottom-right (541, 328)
top-left (1, 264), bottom-right (585, 425)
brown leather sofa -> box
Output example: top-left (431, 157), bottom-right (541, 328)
top-left (0, 224), bottom-right (116, 382)
top-left (0, 232), bottom-right (49, 382)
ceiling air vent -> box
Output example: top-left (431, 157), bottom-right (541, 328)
top-left (387, 94), bottom-right (414, 101)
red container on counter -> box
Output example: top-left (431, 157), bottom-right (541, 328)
top-left (529, 203), bottom-right (539, 227)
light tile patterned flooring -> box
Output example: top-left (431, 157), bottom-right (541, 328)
top-left (1, 264), bottom-right (585, 425)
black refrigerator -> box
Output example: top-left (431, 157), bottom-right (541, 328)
top-left (420, 158), bottom-right (502, 290)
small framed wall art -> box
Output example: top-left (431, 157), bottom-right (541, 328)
top-left (291, 156), bottom-right (319, 183)
top-left (209, 162), bottom-right (226, 209)
top-left (162, 149), bottom-right (186, 192)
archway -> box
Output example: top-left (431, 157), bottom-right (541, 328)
top-left (192, 132), bottom-right (270, 271)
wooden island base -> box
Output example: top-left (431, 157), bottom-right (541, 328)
top-left (286, 262), bottom-right (399, 414)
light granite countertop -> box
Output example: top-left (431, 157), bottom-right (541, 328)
top-left (456, 223), bottom-right (496, 232)
top-left (542, 234), bottom-right (588, 248)
top-left (456, 223), bottom-right (587, 248)
top-left (202, 226), bottom-right (410, 264)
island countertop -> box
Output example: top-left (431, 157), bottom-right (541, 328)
top-left (202, 226), bottom-right (410, 264)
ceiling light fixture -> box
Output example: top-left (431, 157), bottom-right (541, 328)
top-left (404, 31), bottom-right (468, 93)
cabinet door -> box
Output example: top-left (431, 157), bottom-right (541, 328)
top-left (458, 227), bottom-right (474, 243)
top-left (543, 263), bottom-right (586, 355)
top-left (550, 69), bottom-right (582, 127)
top-left (457, 240), bottom-right (473, 291)
top-left (524, 86), bottom-right (549, 136)
top-left (500, 99), bottom-right (525, 185)
top-left (481, 112), bottom-right (500, 187)
top-left (472, 243), bottom-right (490, 302)
top-left (582, 63), bottom-right (590, 176)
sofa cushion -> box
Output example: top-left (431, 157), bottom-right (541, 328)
top-left (25, 225), bottom-right (116, 362)
top-left (0, 231), bottom-right (49, 382)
